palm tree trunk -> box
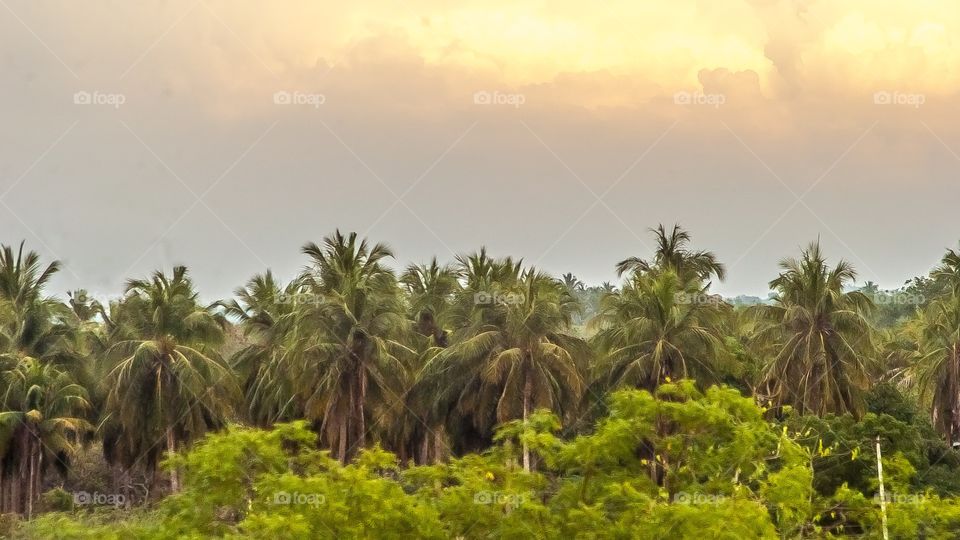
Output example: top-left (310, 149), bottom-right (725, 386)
top-left (11, 454), bottom-right (21, 514)
top-left (951, 346), bottom-right (960, 443)
top-left (419, 435), bottom-right (429, 465)
top-left (522, 375), bottom-right (532, 473)
top-left (338, 416), bottom-right (348, 464)
top-left (433, 428), bottom-right (443, 464)
top-left (166, 428), bottom-right (180, 493)
top-left (27, 438), bottom-right (35, 519)
top-left (16, 432), bottom-right (27, 514)
top-left (356, 368), bottom-right (367, 455)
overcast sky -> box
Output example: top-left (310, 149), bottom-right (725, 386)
top-left (1, 0), bottom-right (959, 302)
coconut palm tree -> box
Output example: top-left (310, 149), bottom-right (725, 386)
top-left (401, 258), bottom-right (460, 347)
top-left (398, 259), bottom-right (460, 464)
top-left (0, 359), bottom-right (90, 516)
top-left (102, 266), bottom-right (235, 492)
top-left (427, 268), bottom-right (587, 471)
top-left (913, 246), bottom-right (960, 442)
top-left (561, 272), bottom-right (585, 293)
top-left (914, 295), bottom-right (960, 442)
top-left (751, 242), bottom-right (874, 417)
top-left (220, 271), bottom-right (303, 426)
top-left (291, 231), bottom-right (411, 463)
top-left (616, 224), bottom-right (726, 283)
top-left (0, 242), bottom-right (59, 311)
top-left (590, 270), bottom-right (727, 391)
top-left (0, 244), bottom-right (85, 372)
top-left (934, 245), bottom-right (960, 294)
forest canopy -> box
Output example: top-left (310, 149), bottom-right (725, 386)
top-left (2, 225), bottom-right (960, 538)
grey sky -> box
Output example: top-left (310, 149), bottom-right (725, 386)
top-left (2, 1), bottom-right (958, 302)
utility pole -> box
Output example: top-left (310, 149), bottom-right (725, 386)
top-left (876, 436), bottom-right (889, 540)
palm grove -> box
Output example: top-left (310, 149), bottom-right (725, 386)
top-left (3, 226), bottom-right (960, 536)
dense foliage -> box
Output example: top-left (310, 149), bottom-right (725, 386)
top-left (2, 226), bottom-right (960, 538)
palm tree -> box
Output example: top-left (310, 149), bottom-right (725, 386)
top-left (590, 270), bottom-right (727, 391)
top-left (102, 266), bottom-right (234, 492)
top-left (220, 271), bottom-right (302, 426)
top-left (399, 259), bottom-right (460, 464)
top-left (561, 272), bottom-right (585, 293)
top-left (752, 242), bottom-right (874, 417)
top-left (914, 295), bottom-right (960, 442)
top-left (0, 359), bottom-right (90, 516)
top-left (291, 231), bottom-right (411, 463)
top-left (427, 268), bottom-right (587, 471)
top-left (616, 224), bottom-right (726, 283)
top-left (913, 246), bottom-right (960, 442)
top-left (934, 245), bottom-right (960, 294)
top-left (0, 242), bottom-right (59, 312)
top-left (0, 244), bottom-right (84, 371)
top-left (401, 258), bottom-right (460, 347)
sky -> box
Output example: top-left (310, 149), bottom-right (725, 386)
top-left (1, 0), bottom-right (959, 302)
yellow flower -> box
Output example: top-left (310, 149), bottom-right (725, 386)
top-left (485, 472), bottom-right (495, 481)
